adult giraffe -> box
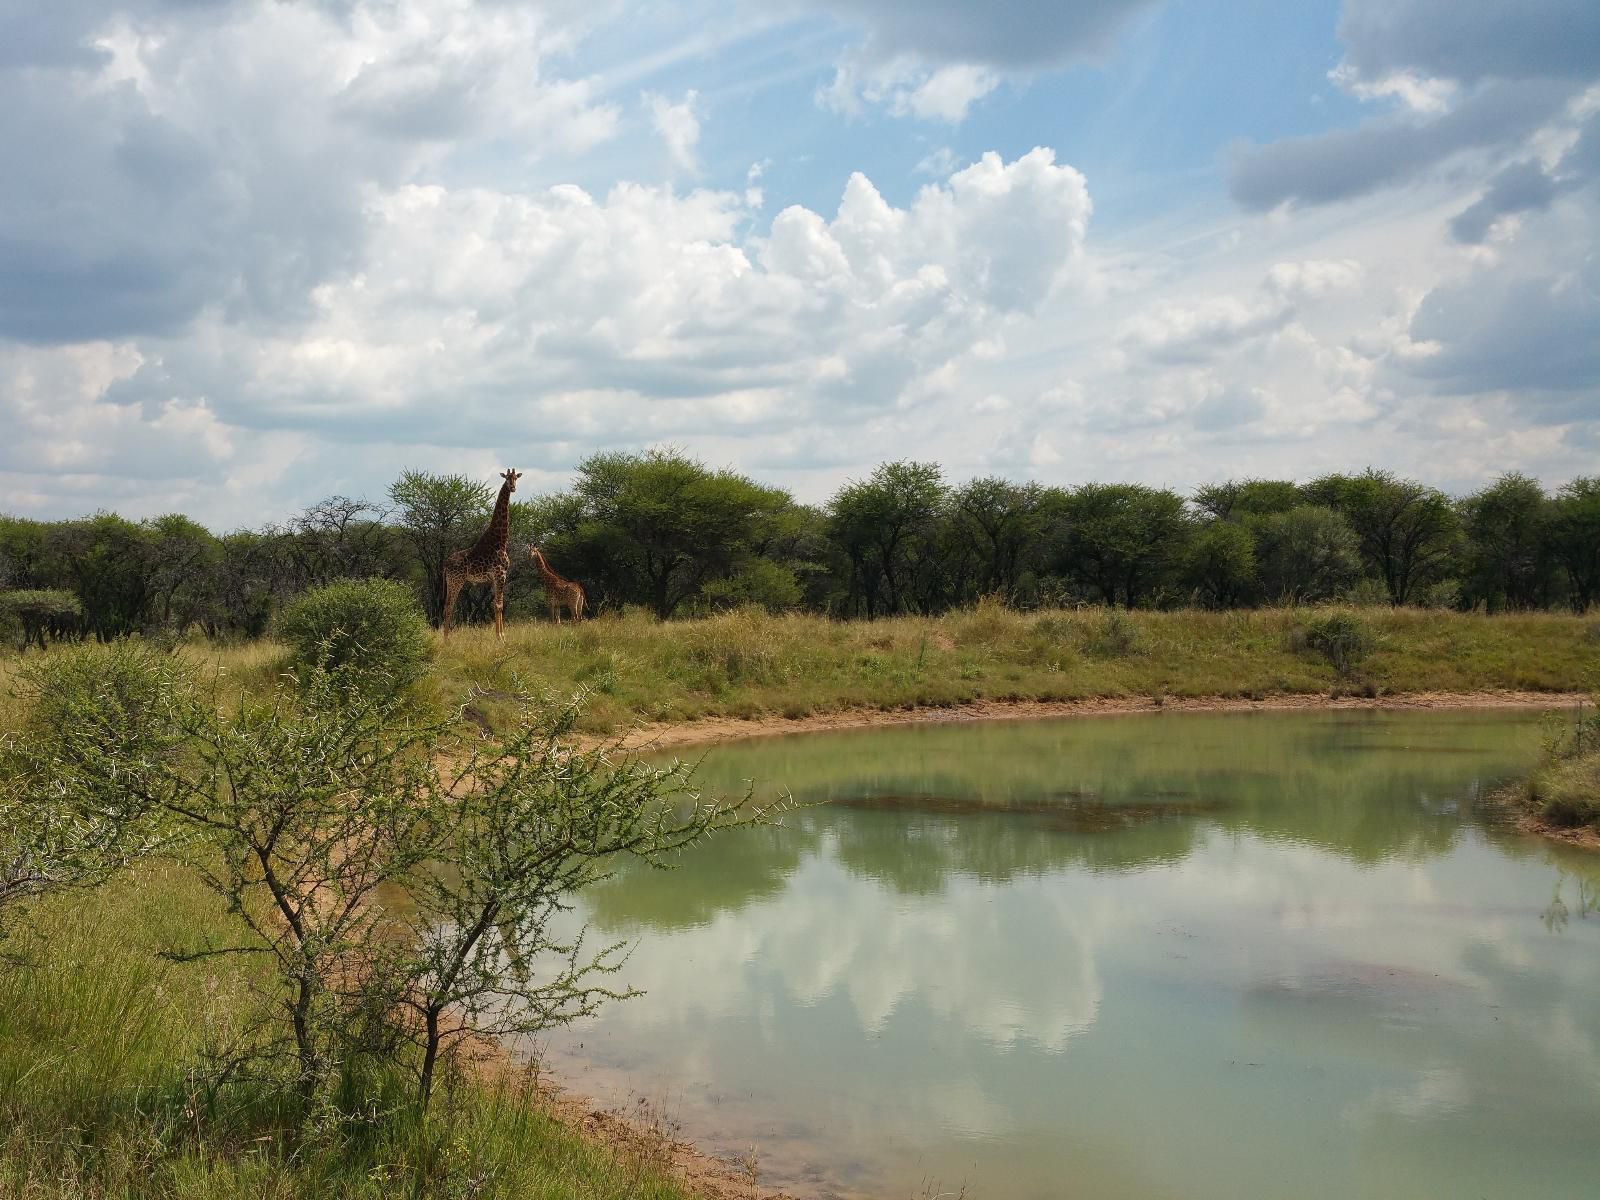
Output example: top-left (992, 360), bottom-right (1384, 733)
top-left (441, 469), bottom-right (520, 639)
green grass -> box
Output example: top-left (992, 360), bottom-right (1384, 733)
top-left (5, 605), bottom-right (1589, 739)
top-left (0, 863), bottom-right (705, 1199)
top-left (279, 605), bottom-right (1594, 733)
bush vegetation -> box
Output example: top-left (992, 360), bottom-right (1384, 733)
top-left (273, 577), bottom-right (432, 691)
top-left (0, 644), bottom-right (774, 1196)
top-left (2, 463), bottom-right (1597, 643)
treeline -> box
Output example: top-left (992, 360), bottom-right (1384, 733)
top-left (1, 452), bottom-right (1597, 643)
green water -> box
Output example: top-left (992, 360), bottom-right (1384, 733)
top-left (533, 710), bottom-right (1600, 1199)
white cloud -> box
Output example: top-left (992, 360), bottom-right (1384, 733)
top-left (645, 88), bottom-right (701, 173)
top-left (895, 64), bottom-right (998, 122)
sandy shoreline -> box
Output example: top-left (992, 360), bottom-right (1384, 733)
top-left (612, 688), bottom-right (1589, 753)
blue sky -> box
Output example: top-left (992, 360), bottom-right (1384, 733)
top-left (1, 0), bottom-right (1596, 527)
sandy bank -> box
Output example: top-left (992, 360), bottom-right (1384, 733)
top-left (613, 688), bottom-right (1588, 753)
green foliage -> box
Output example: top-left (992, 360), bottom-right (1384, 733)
top-left (1055, 483), bottom-right (1191, 608)
top-left (389, 469), bottom-right (496, 625)
top-left (829, 461), bottom-right (948, 616)
top-left (1460, 472), bottom-right (1555, 611)
top-left (1549, 477), bottom-right (1600, 612)
top-left (554, 448), bottom-right (800, 619)
top-left (1296, 612), bottom-right (1377, 678)
top-left (1307, 469), bottom-right (1459, 605)
top-left (14, 652), bottom-right (772, 1118)
top-left (1194, 478), bottom-right (1306, 519)
top-left (0, 588), bottom-right (82, 649)
top-left (1255, 505), bottom-right (1361, 603)
top-left (1183, 520), bottom-right (1257, 609)
top-left (274, 578), bottom-right (431, 691)
top-left (1, 641), bottom-right (180, 921)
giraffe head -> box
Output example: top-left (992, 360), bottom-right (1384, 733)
top-left (500, 468), bottom-right (522, 492)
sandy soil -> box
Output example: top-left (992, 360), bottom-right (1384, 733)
top-left (612, 688), bottom-right (1589, 753)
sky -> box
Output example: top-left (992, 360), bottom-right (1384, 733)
top-left (1, 0), bottom-right (1597, 529)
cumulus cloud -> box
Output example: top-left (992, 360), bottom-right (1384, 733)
top-left (818, 56), bottom-right (998, 123)
top-left (0, 0), bottom-right (618, 344)
top-left (1234, 0), bottom-right (1600, 215)
top-left (1121, 260), bottom-right (1362, 364)
top-left (102, 148), bottom-right (1092, 456)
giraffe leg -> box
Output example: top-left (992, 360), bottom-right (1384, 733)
top-left (493, 573), bottom-right (506, 638)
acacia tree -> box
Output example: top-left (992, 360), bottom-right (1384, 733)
top-left (388, 470), bottom-right (494, 625)
top-left (1254, 505), bottom-right (1361, 603)
top-left (828, 461), bottom-right (947, 616)
top-left (381, 696), bottom-right (769, 1107)
top-left (949, 477), bottom-right (1060, 602)
top-left (12, 648), bottom-right (772, 1115)
top-left (1549, 477), bottom-right (1600, 612)
top-left (1307, 470), bottom-right (1459, 605)
top-left (1055, 483), bottom-right (1190, 608)
top-left (1183, 520), bottom-right (1257, 609)
top-left (1460, 473), bottom-right (1554, 611)
top-left (563, 449), bottom-right (795, 619)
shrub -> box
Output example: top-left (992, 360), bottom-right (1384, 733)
top-left (274, 579), bottom-right (431, 691)
top-left (2, 641), bottom-right (181, 921)
top-left (1297, 612), bottom-right (1375, 678)
top-left (0, 588), bottom-right (83, 650)
top-left (1083, 608), bottom-right (1140, 658)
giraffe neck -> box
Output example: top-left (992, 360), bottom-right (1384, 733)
top-left (471, 482), bottom-right (514, 558)
top-left (532, 551), bottom-right (564, 585)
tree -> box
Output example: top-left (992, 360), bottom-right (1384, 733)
top-left (828, 462), bottom-right (948, 616)
top-left (1054, 483), bottom-right (1191, 608)
top-left (1184, 520), bottom-right (1257, 609)
top-left (562, 449), bottom-right (795, 619)
top-left (382, 696), bottom-right (770, 1108)
top-left (290, 496), bottom-right (399, 588)
top-left (1254, 505), bottom-right (1361, 603)
top-left (14, 656), bottom-right (773, 1115)
top-left (1306, 470), bottom-right (1459, 605)
top-left (143, 513), bottom-right (223, 632)
top-left (45, 513), bottom-right (152, 638)
top-left (949, 477), bottom-right (1058, 602)
top-left (1460, 473), bottom-right (1554, 611)
top-left (1193, 479), bottom-right (1305, 520)
top-left (1549, 477), bottom-right (1600, 612)
top-left (388, 471), bottom-right (494, 625)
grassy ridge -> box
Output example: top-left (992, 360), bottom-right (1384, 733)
top-left (157, 604), bottom-right (1600, 736)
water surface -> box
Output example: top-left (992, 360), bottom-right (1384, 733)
top-left (533, 710), bottom-right (1600, 1199)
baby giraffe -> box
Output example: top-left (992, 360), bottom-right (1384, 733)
top-left (441, 469), bottom-right (520, 639)
top-left (528, 545), bottom-right (587, 624)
